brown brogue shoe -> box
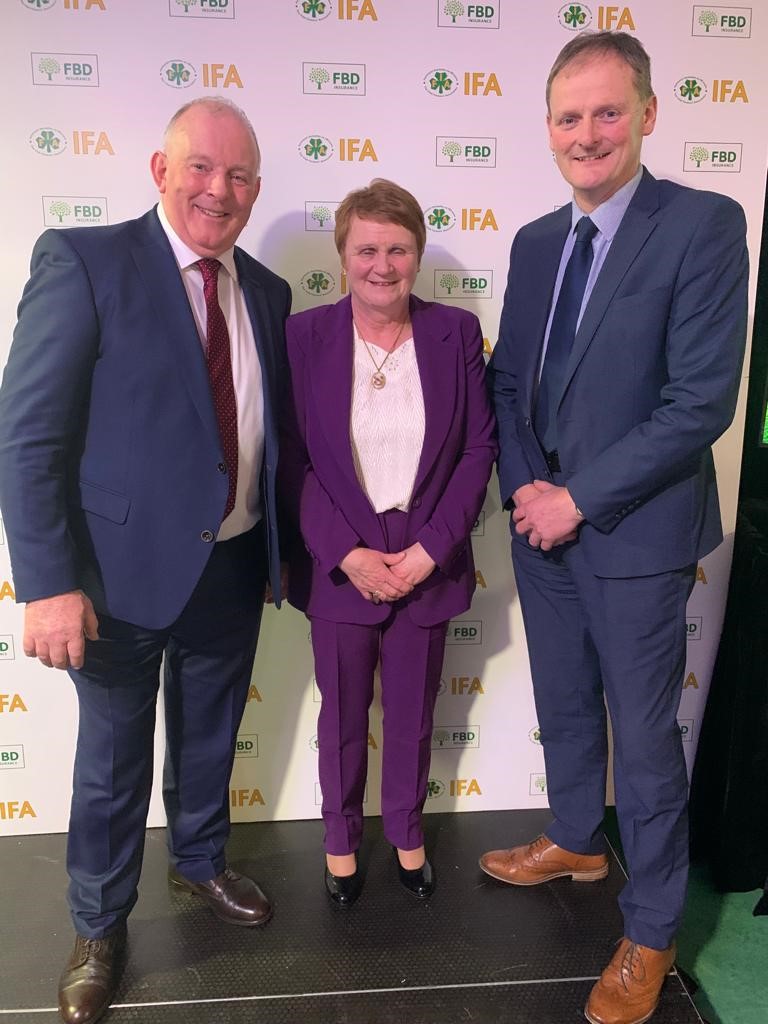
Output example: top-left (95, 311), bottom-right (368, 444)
top-left (168, 865), bottom-right (272, 926)
top-left (479, 834), bottom-right (609, 885)
top-left (58, 923), bottom-right (126, 1024)
top-left (585, 938), bottom-right (676, 1024)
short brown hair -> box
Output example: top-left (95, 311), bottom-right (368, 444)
top-left (546, 31), bottom-right (654, 109)
top-left (334, 179), bottom-right (426, 260)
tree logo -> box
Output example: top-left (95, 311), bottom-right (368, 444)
top-left (424, 68), bottom-right (458, 97)
top-left (441, 140), bottom-right (462, 163)
top-left (304, 201), bottom-right (339, 230)
top-left (438, 272), bottom-right (459, 295)
top-left (530, 773), bottom-right (547, 795)
top-left (698, 9), bottom-right (718, 31)
top-left (427, 778), bottom-right (445, 799)
top-left (48, 199), bottom-right (71, 222)
top-left (424, 205), bottom-right (456, 232)
top-left (299, 134), bottom-right (334, 162)
top-left (444, 0), bottom-right (464, 22)
top-left (22, 0), bottom-right (57, 10)
top-left (557, 3), bottom-right (593, 29)
top-left (307, 66), bottom-right (330, 90)
top-left (30, 127), bottom-right (66, 155)
top-left (175, 0), bottom-right (197, 12)
top-left (297, 0), bottom-right (332, 20)
top-left (689, 145), bottom-right (709, 168)
top-left (432, 729), bottom-right (451, 747)
top-left (160, 60), bottom-right (197, 88)
top-left (675, 76), bottom-right (707, 103)
top-left (300, 270), bottom-right (336, 296)
top-left (38, 56), bottom-right (60, 81)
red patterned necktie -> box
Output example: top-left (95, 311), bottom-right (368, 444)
top-left (197, 258), bottom-right (238, 519)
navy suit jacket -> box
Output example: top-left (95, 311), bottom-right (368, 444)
top-left (280, 294), bottom-right (497, 626)
top-left (489, 170), bottom-right (748, 578)
top-left (0, 208), bottom-right (291, 628)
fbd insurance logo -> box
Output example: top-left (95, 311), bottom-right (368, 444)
top-left (424, 68), bottom-right (459, 97)
top-left (303, 63), bottom-right (365, 95)
top-left (435, 271), bottom-right (493, 299)
top-left (424, 204), bottom-right (457, 232)
top-left (30, 127), bottom-right (67, 155)
top-left (297, 0), bottom-right (332, 19)
top-left (32, 53), bottom-right (99, 86)
top-left (684, 143), bottom-right (742, 172)
top-left (438, 2), bottom-right (500, 28)
top-left (170, 0), bottom-right (235, 17)
top-left (161, 60), bottom-right (197, 88)
top-left (0, 746), bottom-right (25, 771)
top-left (693, 6), bottom-right (751, 36)
top-left (305, 201), bottom-right (339, 230)
top-left (0, 636), bottom-right (16, 661)
top-left (43, 196), bottom-right (108, 226)
top-left (436, 136), bottom-right (496, 167)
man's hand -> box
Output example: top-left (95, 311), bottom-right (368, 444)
top-left (23, 590), bottom-right (99, 671)
top-left (339, 548), bottom-right (414, 603)
top-left (389, 542), bottom-right (436, 588)
top-left (512, 480), bottom-right (581, 550)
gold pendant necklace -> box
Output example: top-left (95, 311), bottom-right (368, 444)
top-left (356, 318), bottom-right (407, 389)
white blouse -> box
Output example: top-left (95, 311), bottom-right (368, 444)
top-left (350, 326), bottom-right (426, 514)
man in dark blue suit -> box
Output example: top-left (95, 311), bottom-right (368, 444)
top-left (480, 33), bottom-right (748, 1024)
top-left (0, 97), bottom-right (290, 1024)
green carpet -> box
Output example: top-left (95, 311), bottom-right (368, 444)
top-left (677, 866), bottom-right (768, 1024)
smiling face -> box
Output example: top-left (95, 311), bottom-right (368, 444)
top-left (342, 215), bottom-right (420, 321)
top-left (547, 53), bottom-right (657, 212)
top-left (150, 104), bottom-right (261, 257)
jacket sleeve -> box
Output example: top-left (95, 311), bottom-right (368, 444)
top-left (567, 197), bottom-right (748, 532)
top-left (415, 313), bottom-right (498, 571)
top-left (0, 230), bottom-right (100, 602)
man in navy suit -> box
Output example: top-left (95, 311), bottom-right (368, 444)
top-left (0, 97), bottom-right (290, 1024)
top-left (480, 33), bottom-right (747, 1024)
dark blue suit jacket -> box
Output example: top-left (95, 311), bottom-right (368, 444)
top-left (0, 208), bottom-right (291, 628)
top-left (489, 170), bottom-right (748, 578)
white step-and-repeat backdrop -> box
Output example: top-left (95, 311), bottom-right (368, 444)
top-left (1, 0), bottom-right (765, 835)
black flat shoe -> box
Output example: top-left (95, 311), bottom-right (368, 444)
top-left (324, 865), bottom-right (363, 907)
top-left (395, 852), bottom-right (436, 899)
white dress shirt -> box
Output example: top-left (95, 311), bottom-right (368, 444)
top-left (157, 203), bottom-right (264, 541)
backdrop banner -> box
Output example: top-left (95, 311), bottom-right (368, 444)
top-left (1, 0), bottom-right (765, 835)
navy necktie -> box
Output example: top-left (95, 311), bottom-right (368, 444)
top-left (535, 215), bottom-right (598, 454)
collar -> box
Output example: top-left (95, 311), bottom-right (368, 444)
top-left (156, 202), bottom-right (238, 283)
top-left (571, 165), bottom-right (643, 241)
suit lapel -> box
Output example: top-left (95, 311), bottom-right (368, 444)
top-left (310, 296), bottom-right (359, 488)
top-left (561, 171), bottom-right (660, 396)
top-left (131, 210), bottom-right (219, 441)
top-left (522, 209), bottom-right (572, 409)
top-left (411, 297), bottom-right (457, 492)
top-left (236, 250), bottom-right (277, 441)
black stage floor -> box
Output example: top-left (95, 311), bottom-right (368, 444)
top-left (1, 809), bottom-right (701, 1023)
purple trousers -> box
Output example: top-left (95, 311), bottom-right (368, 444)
top-left (310, 509), bottom-right (448, 854)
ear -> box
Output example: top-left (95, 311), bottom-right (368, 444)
top-left (641, 95), bottom-right (658, 137)
top-left (546, 112), bottom-right (554, 150)
top-left (252, 176), bottom-right (262, 202)
top-left (150, 150), bottom-right (168, 192)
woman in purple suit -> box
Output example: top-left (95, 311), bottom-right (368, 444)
top-left (280, 180), bottom-right (496, 905)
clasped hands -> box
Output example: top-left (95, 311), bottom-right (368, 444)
top-left (512, 480), bottom-right (582, 551)
top-left (339, 542), bottom-right (436, 604)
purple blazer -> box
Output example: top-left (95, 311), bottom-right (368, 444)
top-left (280, 294), bottom-right (497, 627)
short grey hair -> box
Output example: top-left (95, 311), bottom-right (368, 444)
top-left (163, 96), bottom-right (261, 175)
top-left (546, 31), bottom-right (654, 109)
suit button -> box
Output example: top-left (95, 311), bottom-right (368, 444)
top-left (412, 497), bottom-right (422, 509)
top-left (217, 462), bottom-right (227, 474)
top-left (201, 530), bottom-right (215, 543)
top-left (524, 418), bottom-right (531, 427)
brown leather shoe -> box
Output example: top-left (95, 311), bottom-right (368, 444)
top-left (168, 865), bottom-right (272, 926)
top-left (58, 923), bottom-right (126, 1024)
top-left (585, 938), bottom-right (676, 1024)
top-left (479, 834), bottom-right (608, 885)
